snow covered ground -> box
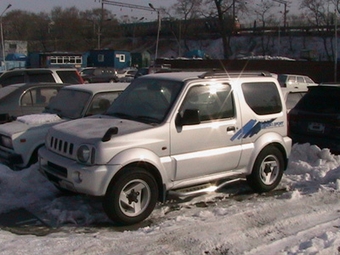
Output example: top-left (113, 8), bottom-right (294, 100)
top-left (0, 143), bottom-right (340, 254)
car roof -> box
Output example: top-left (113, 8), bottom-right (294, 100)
top-left (140, 71), bottom-right (278, 83)
top-left (3, 82), bottom-right (65, 88)
top-left (62, 82), bottom-right (130, 93)
top-left (2, 68), bottom-right (78, 72)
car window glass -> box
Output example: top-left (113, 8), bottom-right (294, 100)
top-left (28, 73), bottom-right (55, 83)
top-left (242, 82), bottom-right (282, 115)
top-left (86, 92), bottom-right (122, 116)
top-left (44, 89), bottom-right (91, 119)
top-left (108, 78), bottom-right (182, 124)
top-left (180, 83), bottom-right (234, 122)
top-left (0, 74), bottom-right (25, 86)
top-left (56, 70), bottom-right (83, 84)
top-left (287, 76), bottom-right (296, 84)
top-left (305, 77), bottom-right (314, 83)
top-left (286, 92), bottom-right (304, 110)
top-left (21, 90), bottom-right (34, 106)
top-left (297, 76), bottom-right (304, 83)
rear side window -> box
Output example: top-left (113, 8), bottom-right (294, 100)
top-left (56, 70), bottom-right (83, 84)
top-left (28, 72), bottom-right (55, 83)
top-left (21, 87), bottom-right (61, 106)
top-left (242, 82), bottom-right (282, 115)
top-left (0, 73), bottom-right (25, 86)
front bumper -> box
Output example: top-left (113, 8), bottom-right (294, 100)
top-left (0, 148), bottom-right (23, 168)
top-left (38, 146), bottom-right (121, 196)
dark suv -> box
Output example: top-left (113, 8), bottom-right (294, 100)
top-left (0, 68), bottom-right (84, 87)
top-left (288, 84), bottom-right (340, 154)
top-left (80, 67), bottom-right (118, 83)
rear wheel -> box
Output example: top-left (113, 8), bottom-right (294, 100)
top-left (246, 146), bottom-right (284, 193)
top-left (103, 167), bottom-right (158, 225)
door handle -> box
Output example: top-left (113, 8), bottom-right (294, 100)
top-left (227, 126), bottom-right (236, 132)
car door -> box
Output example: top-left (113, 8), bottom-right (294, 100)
top-left (170, 82), bottom-right (242, 181)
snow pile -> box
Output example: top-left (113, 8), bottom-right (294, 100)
top-left (0, 143), bottom-right (340, 254)
top-left (17, 113), bottom-right (61, 125)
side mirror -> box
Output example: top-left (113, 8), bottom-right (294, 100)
top-left (176, 109), bottom-right (200, 126)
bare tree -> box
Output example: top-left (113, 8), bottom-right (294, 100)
top-left (202, 0), bottom-right (248, 59)
top-left (253, 0), bottom-right (277, 56)
top-left (300, 0), bottom-right (334, 60)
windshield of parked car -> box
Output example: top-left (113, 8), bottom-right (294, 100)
top-left (106, 78), bottom-right (183, 124)
top-left (44, 89), bottom-right (91, 119)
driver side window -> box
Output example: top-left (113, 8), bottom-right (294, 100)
top-left (180, 84), bottom-right (234, 122)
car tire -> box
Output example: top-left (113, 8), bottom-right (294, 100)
top-left (103, 167), bottom-right (158, 225)
top-left (246, 146), bottom-right (284, 193)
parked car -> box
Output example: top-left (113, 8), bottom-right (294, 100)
top-left (80, 67), bottom-right (118, 83)
top-left (0, 83), bottom-right (66, 119)
top-left (0, 82), bottom-right (129, 169)
top-left (0, 68), bottom-right (84, 87)
top-left (288, 84), bottom-right (340, 154)
top-left (277, 74), bottom-right (317, 90)
top-left (116, 68), bottom-right (137, 82)
top-left (281, 87), bottom-right (307, 112)
top-left (39, 71), bottom-right (291, 225)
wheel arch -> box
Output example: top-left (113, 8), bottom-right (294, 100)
top-left (109, 161), bottom-right (165, 203)
top-left (248, 134), bottom-right (290, 174)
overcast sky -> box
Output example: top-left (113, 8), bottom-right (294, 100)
top-left (0, 0), bottom-right (302, 23)
top-left (0, 0), bottom-right (173, 21)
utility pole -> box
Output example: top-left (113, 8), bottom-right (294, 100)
top-left (272, 0), bottom-right (289, 28)
top-left (1, 4), bottom-right (11, 71)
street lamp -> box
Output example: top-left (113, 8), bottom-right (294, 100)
top-left (148, 3), bottom-right (161, 65)
top-left (1, 4), bottom-right (11, 71)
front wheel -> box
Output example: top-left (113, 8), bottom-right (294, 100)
top-left (246, 146), bottom-right (285, 193)
top-left (103, 167), bottom-right (158, 225)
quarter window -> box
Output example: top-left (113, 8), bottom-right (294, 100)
top-left (242, 82), bottom-right (282, 115)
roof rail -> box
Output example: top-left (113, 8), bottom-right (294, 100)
top-left (198, 70), bottom-right (272, 79)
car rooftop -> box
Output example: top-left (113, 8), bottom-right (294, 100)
top-left (140, 71), bottom-right (275, 82)
top-left (64, 82), bottom-right (130, 92)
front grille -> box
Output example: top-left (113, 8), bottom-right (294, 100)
top-left (49, 136), bottom-right (74, 156)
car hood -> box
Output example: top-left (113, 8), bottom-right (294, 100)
top-left (0, 113), bottom-right (64, 136)
top-left (51, 115), bottom-right (155, 142)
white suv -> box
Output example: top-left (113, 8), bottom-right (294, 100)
top-left (39, 71), bottom-right (292, 225)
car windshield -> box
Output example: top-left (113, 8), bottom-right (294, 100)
top-left (106, 78), bottom-right (183, 124)
top-left (80, 69), bottom-right (95, 75)
top-left (44, 89), bottom-right (91, 119)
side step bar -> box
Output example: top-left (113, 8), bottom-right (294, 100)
top-left (168, 178), bottom-right (245, 198)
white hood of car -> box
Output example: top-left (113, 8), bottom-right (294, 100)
top-left (51, 115), bottom-right (154, 142)
top-left (0, 113), bottom-right (64, 135)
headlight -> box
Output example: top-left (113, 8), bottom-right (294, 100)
top-left (0, 135), bottom-right (13, 149)
top-left (77, 145), bottom-right (94, 164)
